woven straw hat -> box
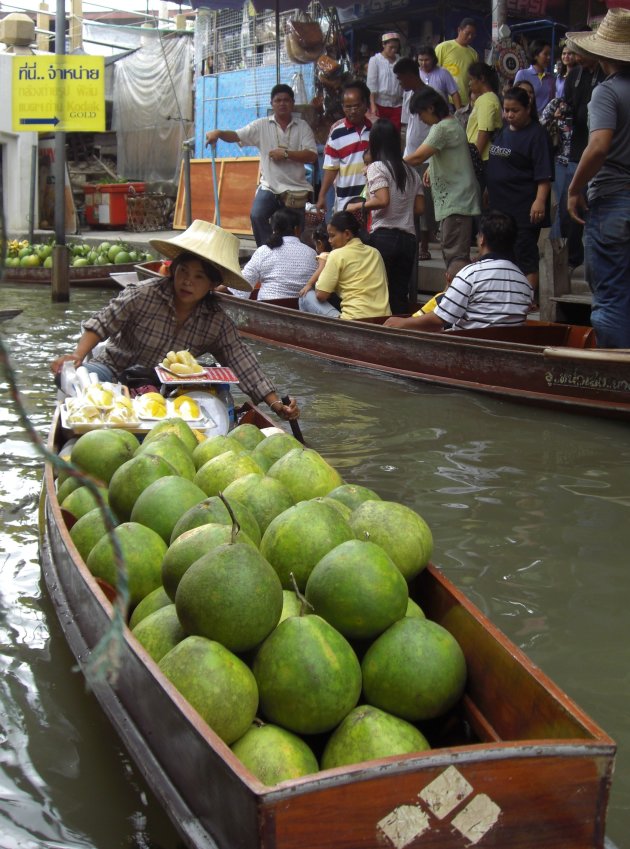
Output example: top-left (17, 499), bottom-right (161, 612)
top-left (149, 220), bottom-right (251, 292)
top-left (382, 32), bottom-right (401, 44)
top-left (567, 9), bottom-right (630, 63)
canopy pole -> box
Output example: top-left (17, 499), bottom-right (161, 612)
top-left (52, 0), bottom-right (69, 303)
top-left (275, 0), bottom-right (280, 85)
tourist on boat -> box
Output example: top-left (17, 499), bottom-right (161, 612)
top-left (383, 210), bottom-right (533, 331)
top-left (346, 119), bottom-right (424, 314)
top-left (298, 225), bottom-right (332, 299)
top-left (237, 209), bottom-right (318, 301)
top-left (205, 84), bottom-right (317, 247)
top-left (466, 62), bottom-right (502, 190)
top-left (405, 87), bottom-right (481, 266)
top-left (298, 211), bottom-right (391, 320)
top-left (486, 86), bottom-right (553, 295)
top-left (435, 18), bottom-right (479, 108)
top-left (567, 8), bottom-right (630, 348)
top-left (49, 220), bottom-right (299, 421)
top-left (515, 39), bottom-right (556, 114)
top-left (366, 32), bottom-right (404, 130)
top-left (417, 45), bottom-right (462, 109)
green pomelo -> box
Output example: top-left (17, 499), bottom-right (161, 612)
top-left (192, 435), bottom-right (246, 470)
top-left (406, 598), bottom-right (426, 619)
top-left (130, 476), bottom-right (207, 543)
top-left (223, 473), bottom-right (294, 534)
top-left (252, 614), bottom-right (362, 735)
top-left (86, 522), bottom-right (167, 607)
top-left (193, 451), bottom-right (263, 497)
top-left (70, 429), bottom-right (137, 485)
top-left (260, 500), bottom-right (354, 590)
top-left (162, 523), bottom-right (256, 600)
top-left (349, 500), bottom-right (433, 581)
top-left (111, 428), bottom-right (141, 455)
top-left (361, 617), bottom-right (467, 721)
top-left (57, 476), bottom-right (81, 503)
top-left (61, 485), bottom-right (108, 520)
top-left (129, 585), bottom-right (172, 629)
top-left (251, 432), bottom-right (302, 472)
top-left (143, 417), bottom-right (198, 454)
top-left (305, 539), bottom-right (409, 640)
top-left (316, 496), bottom-right (352, 521)
top-left (158, 636), bottom-right (258, 744)
top-left (170, 495), bottom-right (261, 546)
top-left (135, 432), bottom-right (196, 480)
top-left (55, 445), bottom-right (74, 487)
top-left (69, 506), bottom-right (116, 562)
top-left (267, 447), bottom-right (343, 502)
top-left (231, 724), bottom-right (318, 785)
top-left (175, 542), bottom-right (283, 652)
top-left (108, 453), bottom-right (179, 522)
top-left (279, 589), bottom-right (303, 623)
top-left (228, 423), bottom-right (266, 451)
top-left (132, 605), bottom-right (185, 663)
top-left (321, 705), bottom-right (430, 770)
top-left (328, 483), bottom-right (382, 511)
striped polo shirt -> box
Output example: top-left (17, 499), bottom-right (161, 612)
top-left (323, 117), bottom-right (372, 209)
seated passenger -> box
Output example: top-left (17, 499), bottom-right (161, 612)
top-left (299, 211), bottom-right (392, 320)
top-left (298, 225), bottom-right (332, 299)
top-left (384, 210), bottom-right (533, 330)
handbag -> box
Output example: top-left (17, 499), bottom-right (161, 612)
top-left (281, 190), bottom-right (311, 210)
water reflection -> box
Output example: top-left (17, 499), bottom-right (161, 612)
top-left (1, 284), bottom-right (628, 846)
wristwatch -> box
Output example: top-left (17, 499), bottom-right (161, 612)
top-left (283, 149), bottom-right (289, 160)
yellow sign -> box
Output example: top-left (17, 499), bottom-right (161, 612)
top-left (12, 55), bottom-right (105, 133)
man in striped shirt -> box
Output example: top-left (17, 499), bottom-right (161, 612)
top-left (316, 80), bottom-right (372, 213)
top-left (384, 210), bottom-right (533, 330)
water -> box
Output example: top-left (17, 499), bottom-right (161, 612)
top-left (1, 283), bottom-right (628, 848)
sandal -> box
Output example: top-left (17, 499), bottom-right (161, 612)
top-left (418, 250), bottom-right (432, 261)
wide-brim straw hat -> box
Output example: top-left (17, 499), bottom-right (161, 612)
top-left (566, 8), bottom-right (630, 63)
top-left (149, 220), bottom-right (251, 292)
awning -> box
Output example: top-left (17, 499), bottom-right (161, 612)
top-left (184, 0), bottom-right (313, 12)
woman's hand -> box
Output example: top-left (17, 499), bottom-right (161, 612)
top-left (422, 170), bottom-right (432, 188)
top-left (298, 282), bottom-right (314, 298)
top-left (50, 353), bottom-right (82, 375)
top-left (268, 396), bottom-right (300, 420)
top-left (530, 198), bottom-right (545, 224)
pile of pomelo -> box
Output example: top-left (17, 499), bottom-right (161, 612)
top-left (57, 418), bottom-right (467, 786)
top-left (3, 238), bottom-right (154, 269)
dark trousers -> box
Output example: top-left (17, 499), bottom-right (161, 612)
top-left (368, 228), bottom-right (417, 314)
top-left (250, 188), bottom-right (305, 247)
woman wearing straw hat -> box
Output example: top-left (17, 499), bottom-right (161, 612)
top-left (566, 8), bottom-right (630, 348)
top-left (50, 220), bottom-right (299, 420)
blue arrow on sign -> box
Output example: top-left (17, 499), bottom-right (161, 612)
top-left (20, 117), bottom-right (61, 126)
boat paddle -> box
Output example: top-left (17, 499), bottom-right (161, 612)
top-left (282, 395), bottom-right (305, 445)
top-left (209, 144), bottom-right (221, 227)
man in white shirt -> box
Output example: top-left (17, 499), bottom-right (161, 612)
top-left (206, 84), bottom-right (317, 246)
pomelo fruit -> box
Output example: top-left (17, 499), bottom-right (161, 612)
top-left (129, 585), bottom-right (172, 629)
top-left (142, 416), bottom-right (203, 455)
top-left (260, 500), bottom-right (354, 590)
top-left (321, 705), bottom-right (430, 770)
top-left (175, 542), bottom-right (283, 652)
top-left (132, 605), bottom-right (186, 663)
top-left (108, 453), bottom-right (178, 522)
top-left (316, 496), bottom-right (352, 521)
top-left (328, 483), bottom-right (382, 511)
top-left (222, 473), bottom-right (294, 534)
top-left (69, 506), bottom-right (116, 561)
top-left (170, 495), bottom-right (261, 546)
top-left (192, 435), bottom-right (246, 470)
top-left (406, 598), bottom-right (426, 619)
top-left (349, 500), bottom-right (433, 581)
top-left (305, 539), bottom-right (408, 640)
top-left (158, 636), bottom-right (258, 744)
top-left (194, 451), bottom-right (263, 497)
top-left (70, 429), bottom-right (137, 485)
top-left (279, 589), bottom-right (303, 623)
top-left (231, 724), bottom-right (318, 785)
top-left (251, 432), bottom-right (302, 472)
top-left (135, 432), bottom-right (196, 480)
top-left (361, 617), bottom-right (467, 721)
top-left (86, 522), bottom-right (167, 607)
top-left (267, 447), bottom-right (343, 502)
top-left (130, 476), bottom-right (207, 543)
top-left (228, 423), bottom-right (266, 451)
top-left (57, 475), bottom-right (81, 503)
top-left (252, 614), bottom-right (361, 735)
top-left (162, 522), bottom-right (257, 600)
top-left (61, 485), bottom-right (109, 520)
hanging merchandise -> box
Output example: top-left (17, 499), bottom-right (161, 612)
top-left (285, 12), bottom-right (325, 64)
top-left (291, 70), bottom-right (308, 104)
top-left (489, 39), bottom-right (528, 84)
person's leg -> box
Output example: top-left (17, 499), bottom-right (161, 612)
top-left (563, 161), bottom-right (584, 269)
top-left (513, 228), bottom-right (541, 300)
top-left (369, 229), bottom-right (415, 314)
top-left (418, 163), bottom-right (435, 260)
top-left (440, 215), bottom-right (471, 267)
top-left (83, 361), bottom-right (117, 382)
top-left (584, 194), bottom-right (630, 348)
top-left (250, 189), bottom-right (280, 247)
top-left (550, 159), bottom-right (568, 242)
top-left (298, 289), bottom-right (341, 318)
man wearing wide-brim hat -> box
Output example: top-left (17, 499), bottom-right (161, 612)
top-left (567, 8), bottom-right (630, 349)
top-left (50, 220), bottom-right (299, 420)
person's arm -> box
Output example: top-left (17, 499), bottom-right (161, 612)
top-left (475, 129), bottom-right (491, 156)
top-left (567, 128), bottom-right (614, 224)
top-left (530, 180), bottom-right (551, 223)
top-left (262, 391), bottom-right (300, 420)
top-left (268, 148), bottom-right (318, 164)
top-left (384, 311), bottom-right (445, 330)
top-left (451, 91), bottom-right (463, 111)
top-left (50, 329), bottom-right (103, 374)
top-left (317, 168), bottom-right (338, 211)
top-left (413, 191), bottom-right (425, 216)
top-left (205, 129), bottom-right (240, 146)
top-left (298, 255), bottom-right (328, 297)
top-left (405, 142), bottom-right (438, 167)
top-left (347, 187), bottom-right (389, 212)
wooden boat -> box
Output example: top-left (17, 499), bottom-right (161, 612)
top-left (0, 308), bottom-right (23, 322)
top-left (2, 261), bottom-right (142, 288)
top-left (39, 405), bottom-right (616, 849)
top-left (213, 293), bottom-right (630, 421)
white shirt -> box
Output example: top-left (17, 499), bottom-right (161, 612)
top-left (240, 236), bottom-right (318, 300)
top-left (237, 116), bottom-right (317, 194)
top-left (402, 90), bottom-right (430, 156)
top-left (366, 52), bottom-right (403, 107)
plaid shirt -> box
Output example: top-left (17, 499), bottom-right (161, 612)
top-left (83, 278), bottom-right (276, 403)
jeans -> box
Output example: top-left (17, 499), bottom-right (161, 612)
top-left (298, 289), bottom-right (341, 318)
top-left (368, 228), bottom-right (416, 314)
top-left (84, 360), bottom-right (116, 382)
top-left (551, 160), bottom-right (584, 268)
top-left (250, 188), bottom-right (305, 247)
top-left (584, 191), bottom-right (630, 348)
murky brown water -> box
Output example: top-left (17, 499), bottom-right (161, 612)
top-left (1, 283), bottom-right (628, 848)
